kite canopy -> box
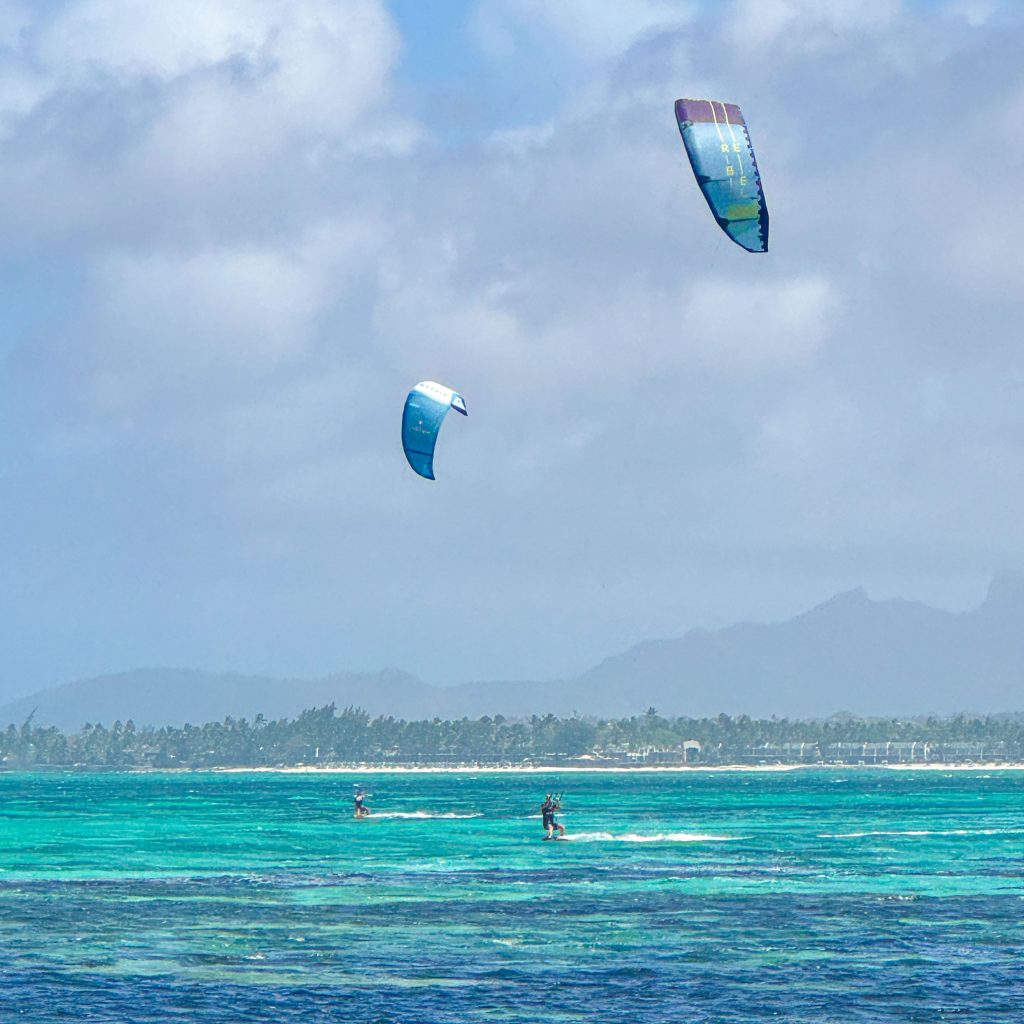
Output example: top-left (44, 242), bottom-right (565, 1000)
top-left (674, 98), bottom-right (768, 253)
top-left (401, 381), bottom-right (467, 480)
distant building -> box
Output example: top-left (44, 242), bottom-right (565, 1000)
top-left (740, 740), bottom-right (1005, 765)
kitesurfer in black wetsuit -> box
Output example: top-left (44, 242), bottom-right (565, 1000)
top-left (354, 789), bottom-right (370, 818)
top-left (541, 794), bottom-right (564, 839)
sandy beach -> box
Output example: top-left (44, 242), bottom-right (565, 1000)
top-left (209, 762), bottom-right (1024, 775)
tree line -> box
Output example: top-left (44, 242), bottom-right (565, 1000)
top-left (2, 706), bottom-right (1023, 769)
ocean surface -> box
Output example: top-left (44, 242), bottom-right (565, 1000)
top-left (1, 769), bottom-right (1022, 1022)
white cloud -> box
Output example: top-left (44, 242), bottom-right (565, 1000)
top-left (942, 0), bottom-right (1002, 27)
top-left (680, 276), bottom-right (838, 371)
top-left (45, 215), bottom-right (386, 446)
top-left (0, 0), bottom-right (401, 213)
top-left (98, 246), bottom-right (327, 368)
top-left (724, 0), bottom-right (901, 55)
top-left (37, 0), bottom-right (267, 81)
top-left (33, 0), bottom-right (397, 119)
top-left (473, 0), bottom-right (695, 62)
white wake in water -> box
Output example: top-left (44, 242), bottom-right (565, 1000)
top-left (561, 831), bottom-right (744, 844)
top-left (820, 828), bottom-right (1024, 839)
top-left (369, 811), bottom-right (483, 820)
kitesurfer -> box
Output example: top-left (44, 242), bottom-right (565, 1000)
top-left (541, 794), bottom-right (564, 840)
top-left (354, 789), bottom-right (370, 818)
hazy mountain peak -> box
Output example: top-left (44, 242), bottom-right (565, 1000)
top-left (980, 571), bottom-right (1024, 610)
top-left (797, 586), bottom-right (871, 618)
top-left (3, 577), bottom-right (1024, 728)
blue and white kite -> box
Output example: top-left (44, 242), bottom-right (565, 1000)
top-left (674, 98), bottom-right (768, 253)
top-left (401, 381), bottom-right (467, 480)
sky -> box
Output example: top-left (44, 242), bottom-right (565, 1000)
top-left (1, 0), bottom-right (1023, 700)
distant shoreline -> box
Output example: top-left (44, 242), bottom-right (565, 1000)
top-left (7, 761), bottom-right (1024, 776)
top-left (205, 761), bottom-right (1024, 775)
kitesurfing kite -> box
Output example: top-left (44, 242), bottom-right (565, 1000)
top-left (674, 98), bottom-right (768, 253)
top-left (402, 381), bottom-right (467, 480)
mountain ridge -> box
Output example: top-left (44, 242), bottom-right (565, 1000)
top-left (4, 576), bottom-right (1022, 729)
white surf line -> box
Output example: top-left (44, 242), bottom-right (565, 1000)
top-left (561, 831), bottom-right (747, 844)
top-left (819, 827), bottom-right (1024, 839)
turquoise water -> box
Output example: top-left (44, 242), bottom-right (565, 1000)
top-left (1, 769), bottom-right (1022, 1022)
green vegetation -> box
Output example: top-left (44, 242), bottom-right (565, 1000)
top-left (2, 706), bottom-right (1023, 769)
